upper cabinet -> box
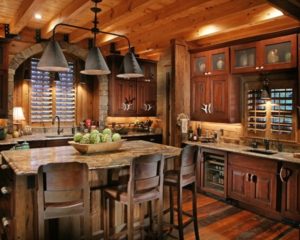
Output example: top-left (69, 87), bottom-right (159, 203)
top-left (108, 55), bottom-right (157, 117)
top-left (190, 48), bottom-right (240, 123)
top-left (0, 44), bottom-right (8, 118)
top-left (191, 48), bottom-right (229, 77)
top-left (231, 34), bottom-right (297, 73)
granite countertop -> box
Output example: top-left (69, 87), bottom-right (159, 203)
top-left (184, 141), bottom-right (300, 164)
top-left (1, 140), bottom-right (180, 175)
top-left (0, 132), bottom-right (162, 146)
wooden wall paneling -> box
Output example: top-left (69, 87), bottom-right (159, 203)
top-left (0, 70), bottom-right (8, 119)
top-left (171, 39), bottom-right (190, 147)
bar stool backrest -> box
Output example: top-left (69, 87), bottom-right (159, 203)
top-left (180, 145), bottom-right (198, 178)
top-left (129, 154), bottom-right (164, 196)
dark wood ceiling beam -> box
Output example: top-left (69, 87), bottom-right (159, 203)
top-left (267, 0), bottom-right (300, 21)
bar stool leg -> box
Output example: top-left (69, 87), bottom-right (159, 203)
top-left (148, 200), bottom-right (153, 234)
top-left (103, 194), bottom-right (109, 240)
top-left (157, 197), bottom-right (163, 239)
top-left (127, 201), bottom-right (134, 240)
top-left (139, 203), bottom-right (145, 240)
top-left (192, 183), bottom-right (200, 240)
top-left (169, 185), bottom-right (174, 228)
top-left (177, 186), bottom-right (184, 240)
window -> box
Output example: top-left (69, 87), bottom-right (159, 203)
top-left (245, 81), bottom-right (296, 141)
top-left (30, 58), bottom-right (75, 123)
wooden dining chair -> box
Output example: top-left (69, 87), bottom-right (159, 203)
top-left (36, 162), bottom-right (91, 240)
top-left (103, 153), bottom-right (164, 240)
top-left (164, 145), bottom-right (200, 240)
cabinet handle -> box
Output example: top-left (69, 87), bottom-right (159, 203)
top-left (0, 187), bottom-right (11, 195)
top-left (0, 164), bottom-right (8, 170)
top-left (251, 174), bottom-right (257, 183)
top-left (279, 167), bottom-right (292, 183)
top-left (260, 66), bottom-right (264, 69)
top-left (255, 66), bottom-right (259, 70)
top-left (208, 103), bottom-right (212, 114)
top-left (208, 72), bottom-right (211, 75)
top-left (2, 217), bottom-right (10, 227)
top-left (204, 72), bottom-right (208, 75)
top-left (246, 173), bottom-right (251, 182)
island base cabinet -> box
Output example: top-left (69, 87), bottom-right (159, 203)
top-left (228, 153), bottom-right (278, 211)
top-left (281, 162), bottom-right (300, 223)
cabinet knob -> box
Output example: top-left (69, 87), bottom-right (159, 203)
top-left (204, 72), bottom-right (208, 75)
top-left (0, 164), bottom-right (8, 170)
top-left (1, 186), bottom-right (11, 195)
top-left (260, 66), bottom-right (264, 69)
top-left (2, 217), bottom-right (10, 227)
top-left (208, 72), bottom-right (211, 75)
top-left (255, 67), bottom-right (259, 70)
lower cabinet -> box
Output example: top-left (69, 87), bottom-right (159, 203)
top-left (280, 162), bottom-right (300, 222)
top-left (228, 153), bottom-right (278, 211)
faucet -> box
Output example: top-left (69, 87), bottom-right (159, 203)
top-left (52, 116), bottom-right (63, 135)
top-left (263, 139), bottom-right (270, 150)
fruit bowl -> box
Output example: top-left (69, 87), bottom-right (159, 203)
top-left (68, 140), bottom-right (126, 154)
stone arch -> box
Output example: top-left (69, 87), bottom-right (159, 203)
top-left (7, 42), bottom-right (88, 131)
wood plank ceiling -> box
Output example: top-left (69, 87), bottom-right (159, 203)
top-left (1, 0), bottom-right (300, 60)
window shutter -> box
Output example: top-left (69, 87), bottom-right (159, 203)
top-left (30, 58), bottom-right (52, 122)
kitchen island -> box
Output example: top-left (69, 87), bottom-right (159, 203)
top-left (0, 140), bottom-right (181, 240)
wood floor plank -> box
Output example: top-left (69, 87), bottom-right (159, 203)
top-left (166, 192), bottom-right (299, 240)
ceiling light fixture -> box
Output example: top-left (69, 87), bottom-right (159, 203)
top-left (34, 13), bottom-right (42, 20)
top-left (37, 0), bottom-right (143, 78)
top-left (260, 73), bottom-right (271, 101)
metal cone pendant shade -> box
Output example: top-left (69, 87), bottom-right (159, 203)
top-left (261, 86), bottom-right (271, 100)
top-left (117, 51), bottom-right (143, 78)
top-left (80, 47), bottom-right (111, 75)
top-left (37, 41), bottom-right (69, 72)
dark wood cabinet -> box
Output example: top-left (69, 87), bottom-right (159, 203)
top-left (231, 34), bottom-right (297, 73)
top-left (191, 47), bottom-right (239, 123)
top-left (228, 153), bottom-right (278, 211)
top-left (0, 43), bottom-right (8, 118)
top-left (108, 55), bottom-right (157, 117)
top-left (280, 162), bottom-right (300, 222)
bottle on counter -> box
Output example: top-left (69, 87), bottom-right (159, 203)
top-left (188, 126), bottom-right (193, 140)
top-left (197, 124), bottom-right (202, 138)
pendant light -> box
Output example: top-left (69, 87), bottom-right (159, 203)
top-left (36, 0), bottom-right (143, 78)
top-left (260, 73), bottom-right (271, 101)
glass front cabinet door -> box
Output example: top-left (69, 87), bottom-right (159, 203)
top-left (231, 42), bottom-right (257, 73)
top-left (191, 52), bottom-right (208, 77)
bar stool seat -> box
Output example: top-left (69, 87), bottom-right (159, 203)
top-left (103, 153), bottom-right (164, 240)
top-left (164, 145), bottom-right (200, 240)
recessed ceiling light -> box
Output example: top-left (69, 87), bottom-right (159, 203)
top-left (34, 13), bottom-right (42, 20)
top-left (198, 25), bottom-right (220, 37)
top-left (261, 8), bottom-right (283, 21)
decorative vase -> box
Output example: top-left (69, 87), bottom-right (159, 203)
top-left (267, 49), bottom-right (279, 63)
top-left (216, 57), bottom-right (224, 70)
top-left (198, 62), bottom-right (206, 73)
top-left (248, 53), bottom-right (255, 66)
top-left (240, 51), bottom-right (248, 67)
top-left (284, 52), bottom-right (291, 62)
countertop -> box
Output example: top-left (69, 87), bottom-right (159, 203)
top-left (1, 140), bottom-right (180, 175)
top-left (184, 141), bottom-right (300, 164)
top-left (0, 132), bottom-right (162, 146)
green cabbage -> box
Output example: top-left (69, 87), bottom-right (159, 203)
top-left (80, 133), bottom-right (90, 144)
top-left (74, 133), bottom-right (83, 142)
top-left (102, 133), bottom-right (112, 143)
top-left (90, 129), bottom-right (100, 135)
top-left (90, 133), bottom-right (100, 144)
top-left (102, 128), bottom-right (112, 136)
top-left (112, 133), bottom-right (121, 142)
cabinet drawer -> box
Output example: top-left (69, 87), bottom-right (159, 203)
top-left (228, 153), bottom-right (277, 172)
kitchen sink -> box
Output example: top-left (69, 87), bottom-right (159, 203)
top-left (45, 135), bottom-right (73, 138)
top-left (243, 149), bottom-right (277, 155)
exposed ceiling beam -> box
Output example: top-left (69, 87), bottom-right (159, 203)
top-left (41, 0), bottom-right (90, 39)
top-left (107, 0), bottom-right (268, 52)
top-left (267, 0), bottom-right (300, 21)
top-left (9, 0), bottom-right (44, 34)
top-left (69, 0), bottom-right (160, 43)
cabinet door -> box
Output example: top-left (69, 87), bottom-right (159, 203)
top-left (191, 52), bottom-right (208, 77)
top-left (251, 170), bottom-right (277, 210)
top-left (228, 165), bottom-right (250, 201)
top-left (281, 163), bottom-right (300, 222)
top-left (0, 44), bottom-right (8, 70)
top-left (136, 81), bottom-right (156, 116)
top-left (209, 48), bottom-right (229, 75)
top-left (208, 75), bottom-right (228, 122)
top-left (190, 77), bottom-right (209, 121)
top-left (0, 70), bottom-right (8, 118)
top-left (116, 79), bottom-right (137, 116)
top-left (259, 34), bottom-right (297, 71)
top-left (231, 42), bottom-right (258, 73)
top-left (141, 61), bottom-right (156, 82)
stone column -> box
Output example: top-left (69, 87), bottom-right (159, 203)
top-left (98, 75), bottom-right (109, 129)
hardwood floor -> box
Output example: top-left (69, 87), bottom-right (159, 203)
top-left (166, 192), bottom-right (299, 240)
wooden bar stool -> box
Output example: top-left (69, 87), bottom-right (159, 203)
top-left (164, 145), bottom-right (200, 240)
top-left (103, 154), bottom-right (164, 240)
top-left (36, 162), bottom-right (91, 240)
